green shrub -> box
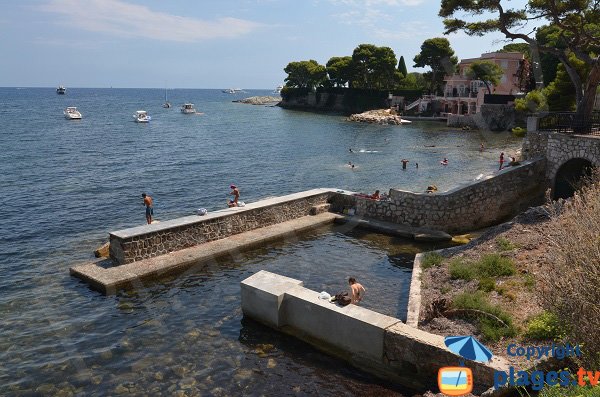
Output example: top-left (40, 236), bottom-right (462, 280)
top-left (452, 292), bottom-right (516, 341)
top-left (523, 274), bottom-right (535, 290)
top-left (525, 311), bottom-right (562, 340)
top-left (496, 237), bottom-right (517, 251)
top-left (478, 277), bottom-right (496, 292)
top-left (421, 252), bottom-right (443, 269)
top-left (449, 259), bottom-right (475, 280)
top-left (511, 127), bottom-right (526, 137)
top-left (476, 254), bottom-right (516, 278)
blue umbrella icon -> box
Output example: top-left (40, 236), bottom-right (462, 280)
top-left (444, 336), bottom-right (493, 362)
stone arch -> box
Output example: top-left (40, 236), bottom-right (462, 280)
top-left (552, 158), bottom-right (594, 200)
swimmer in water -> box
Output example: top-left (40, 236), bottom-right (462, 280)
top-left (349, 148), bottom-right (354, 153)
top-left (441, 158), bottom-right (448, 166)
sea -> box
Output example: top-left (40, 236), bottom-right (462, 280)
top-left (0, 87), bottom-right (521, 396)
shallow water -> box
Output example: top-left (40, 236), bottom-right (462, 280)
top-left (0, 87), bottom-right (520, 395)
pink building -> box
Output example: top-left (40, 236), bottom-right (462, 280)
top-left (440, 52), bottom-right (524, 115)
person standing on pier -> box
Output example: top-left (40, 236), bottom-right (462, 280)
top-left (142, 193), bottom-right (153, 224)
top-left (228, 184), bottom-right (240, 207)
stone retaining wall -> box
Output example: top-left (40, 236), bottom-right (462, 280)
top-left (546, 133), bottom-right (600, 182)
top-left (354, 159), bottom-right (546, 233)
top-left (109, 189), bottom-right (336, 265)
top-left (241, 270), bottom-right (509, 393)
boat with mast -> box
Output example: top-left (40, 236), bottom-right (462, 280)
top-left (163, 87), bottom-right (171, 108)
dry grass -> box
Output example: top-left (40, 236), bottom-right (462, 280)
top-left (537, 173), bottom-right (600, 367)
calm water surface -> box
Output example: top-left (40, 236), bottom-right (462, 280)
top-left (0, 88), bottom-right (520, 395)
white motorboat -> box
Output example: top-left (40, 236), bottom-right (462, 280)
top-left (133, 110), bottom-right (151, 123)
top-left (273, 85), bottom-right (283, 94)
top-left (181, 103), bottom-right (196, 114)
top-left (64, 106), bottom-right (81, 120)
top-left (57, 85), bottom-right (66, 95)
top-left (222, 88), bottom-right (242, 94)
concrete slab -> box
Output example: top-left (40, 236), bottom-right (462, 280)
top-left (334, 216), bottom-right (452, 241)
top-left (71, 212), bottom-right (342, 294)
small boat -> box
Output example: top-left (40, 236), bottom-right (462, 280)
top-left (56, 86), bottom-right (66, 95)
top-left (133, 110), bottom-right (151, 123)
top-left (273, 85), bottom-right (283, 94)
top-left (163, 88), bottom-right (171, 108)
top-left (64, 106), bottom-right (82, 120)
top-left (222, 88), bottom-right (242, 94)
top-left (181, 103), bottom-right (196, 114)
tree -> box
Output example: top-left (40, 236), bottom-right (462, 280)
top-left (466, 60), bottom-right (504, 94)
top-left (439, 0), bottom-right (600, 126)
top-left (326, 56), bottom-right (353, 87)
top-left (398, 56), bottom-right (408, 78)
top-left (283, 60), bottom-right (327, 89)
top-left (413, 38), bottom-right (458, 94)
top-left (351, 44), bottom-right (398, 89)
top-left (397, 72), bottom-right (427, 90)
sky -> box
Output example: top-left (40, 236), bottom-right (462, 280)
top-left (0, 0), bottom-right (531, 89)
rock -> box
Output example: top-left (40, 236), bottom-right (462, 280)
top-left (94, 242), bottom-right (110, 258)
top-left (348, 109), bottom-right (411, 125)
top-left (233, 96), bottom-right (281, 105)
top-left (267, 358), bottom-right (277, 368)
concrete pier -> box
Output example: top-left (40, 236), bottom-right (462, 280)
top-left (71, 211), bottom-right (342, 294)
top-left (241, 270), bottom-right (509, 393)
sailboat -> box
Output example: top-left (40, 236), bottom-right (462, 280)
top-left (163, 87), bottom-right (171, 108)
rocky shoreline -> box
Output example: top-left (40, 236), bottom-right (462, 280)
top-left (348, 109), bottom-right (411, 125)
top-left (233, 96), bottom-right (281, 105)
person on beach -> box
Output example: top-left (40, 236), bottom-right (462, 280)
top-left (499, 152), bottom-right (505, 170)
top-left (348, 277), bottom-right (366, 305)
top-left (401, 159), bottom-right (409, 170)
top-left (142, 193), bottom-right (153, 224)
top-left (228, 184), bottom-right (240, 207)
top-left (370, 190), bottom-right (380, 200)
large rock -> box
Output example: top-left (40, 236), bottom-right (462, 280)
top-left (348, 109), bottom-right (409, 125)
top-left (233, 96), bottom-right (281, 105)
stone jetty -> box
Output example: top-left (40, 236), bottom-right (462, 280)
top-left (233, 96), bottom-right (281, 105)
top-left (348, 109), bottom-right (411, 125)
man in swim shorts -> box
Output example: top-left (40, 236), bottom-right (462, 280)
top-left (142, 193), bottom-right (153, 224)
top-left (401, 159), bottom-right (409, 169)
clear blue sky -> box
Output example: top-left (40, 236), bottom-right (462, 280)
top-left (0, 0), bottom-right (527, 89)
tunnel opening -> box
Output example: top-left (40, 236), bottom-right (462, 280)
top-left (553, 158), bottom-right (593, 200)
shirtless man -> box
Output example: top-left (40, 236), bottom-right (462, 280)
top-left (228, 184), bottom-right (240, 207)
top-left (142, 193), bottom-right (153, 224)
top-left (348, 277), bottom-right (366, 305)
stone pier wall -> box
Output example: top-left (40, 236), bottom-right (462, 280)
top-left (545, 133), bottom-right (600, 182)
top-left (241, 270), bottom-right (509, 393)
top-left (109, 189), bottom-right (336, 265)
top-left (354, 159), bottom-right (546, 233)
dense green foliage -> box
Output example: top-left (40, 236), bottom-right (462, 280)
top-left (397, 56), bottom-right (407, 78)
top-left (449, 254), bottom-right (516, 281)
top-left (539, 384), bottom-right (600, 397)
top-left (283, 60), bottom-right (327, 89)
top-left (413, 37), bottom-right (458, 94)
top-left (283, 44), bottom-right (426, 93)
top-left (326, 56), bottom-right (353, 88)
top-left (466, 60), bottom-right (503, 94)
top-left (515, 90), bottom-right (548, 113)
top-left (439, 0), bottom-right (600, 118)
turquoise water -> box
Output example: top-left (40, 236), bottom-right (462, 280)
top-left (0, 87), bottom-right (520, 395)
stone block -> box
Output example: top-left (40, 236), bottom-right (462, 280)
top-left (241, 270), bottom-right (303, 328)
